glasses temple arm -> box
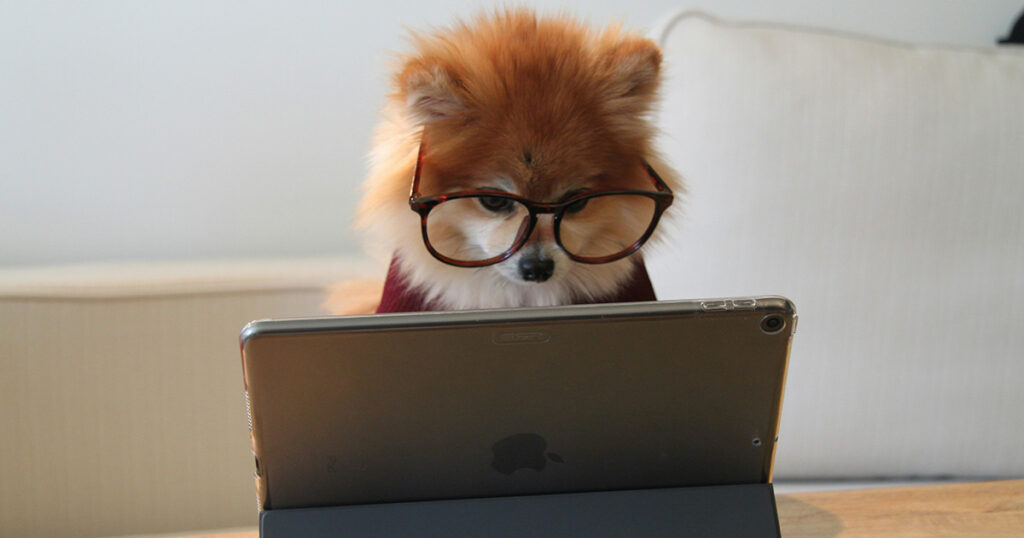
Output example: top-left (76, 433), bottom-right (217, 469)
top-left (643, 161), bottom-right (671, 193)
top-left (410, 141), bottom-right (426, 200)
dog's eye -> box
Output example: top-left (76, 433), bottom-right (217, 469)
top-left (563, 191), bottom-right (591, 214)
top-left (565, 198), bottom-right (590, 214)
top-left (478, 195), bottom-right (515, 213)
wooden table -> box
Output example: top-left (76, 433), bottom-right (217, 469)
top-left (188, 479), bottom-right (1024, 537)
top-left (777, 479), bottom-right (1024, 537)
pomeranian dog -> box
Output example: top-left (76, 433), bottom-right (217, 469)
top-left (327, 9), bottom-right (682, 314)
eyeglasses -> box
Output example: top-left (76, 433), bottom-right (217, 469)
top-left (408, 142), bottom-right (674, 268)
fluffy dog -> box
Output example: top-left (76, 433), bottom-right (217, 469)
top-left (327, 9), bottom-right (682, 314)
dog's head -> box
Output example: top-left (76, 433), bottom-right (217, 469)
top-left (357, 10), bottom-right (681, 309)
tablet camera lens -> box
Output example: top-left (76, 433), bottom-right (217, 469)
top-left (760, 315), bottom-right (785, 334)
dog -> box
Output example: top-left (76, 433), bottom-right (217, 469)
top-left (327, 9), bottom-right (682, 314)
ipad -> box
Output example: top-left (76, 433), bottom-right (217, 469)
top-left (240, 297), bottom-right (795, 511)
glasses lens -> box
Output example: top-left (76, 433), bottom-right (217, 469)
top-left (559, 194), bottom-right (658, 260)
top-left (424, 196), bottom-right (530, 264)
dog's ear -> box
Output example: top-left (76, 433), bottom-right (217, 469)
top-left (398, 60), bottom-right (467, 124)
top-left (601, 37), bottom-right (662, 102)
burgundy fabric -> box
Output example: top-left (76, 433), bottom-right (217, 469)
top-left (376, 255), bottom-right (657, 313)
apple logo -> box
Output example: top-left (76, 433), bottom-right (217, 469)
top-left (491, 433), bottom-right (564, 474)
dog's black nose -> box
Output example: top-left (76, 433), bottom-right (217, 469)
top-left (518, 255), bottom-right (554, 282)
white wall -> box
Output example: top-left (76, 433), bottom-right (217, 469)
top-left (2, 0), bottom-right (1021, 267)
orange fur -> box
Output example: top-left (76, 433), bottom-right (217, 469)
top-left (323, 278), bottom-right (385, 315)
top-left (328, 9), bottom-right (683, 314)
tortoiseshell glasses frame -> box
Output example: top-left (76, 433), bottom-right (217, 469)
top-left (408, 142), bottom-right (674, 268)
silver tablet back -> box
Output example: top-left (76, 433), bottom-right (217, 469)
top-left (240, 297), bottom-right (795, 510)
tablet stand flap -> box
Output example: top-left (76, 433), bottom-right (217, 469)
top-left (260, 483), bottom-right (780, 537)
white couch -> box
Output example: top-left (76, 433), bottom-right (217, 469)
top-left (648, 11), bottom-right (1024, 481)
top-left (2, 8), bottom-right (1023, 538)
top-left (0, 259), bottom-right (377, 537)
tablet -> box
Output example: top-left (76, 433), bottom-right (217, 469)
top-left (240, 297), bottom-right (795, 511)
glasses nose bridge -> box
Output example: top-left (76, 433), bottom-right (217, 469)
top-left (519, 211), bottom-right (557, 248)
top-left (527, 200), bottom-right (563, 216)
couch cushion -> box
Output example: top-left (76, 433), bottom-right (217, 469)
top-left (648, 12), bottom-right (1024, 479)
top-left (0, 257), bottom-right (375, 537)
top-left (0, 257), bottom-right (379, 298)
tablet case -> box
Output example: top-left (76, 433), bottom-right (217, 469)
top-left (241, 297), bottom-right (794, 536)
top-left (260, 483), bottom-right (781, 537)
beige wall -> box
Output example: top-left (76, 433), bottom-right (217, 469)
top-left (3, 0), bottom-right (1021, 267)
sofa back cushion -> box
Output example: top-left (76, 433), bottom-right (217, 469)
top-left (649, 12), bottom-right (1024, 479)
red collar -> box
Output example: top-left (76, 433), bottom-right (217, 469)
top-left (376, 256), bottom-right (657, 313)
